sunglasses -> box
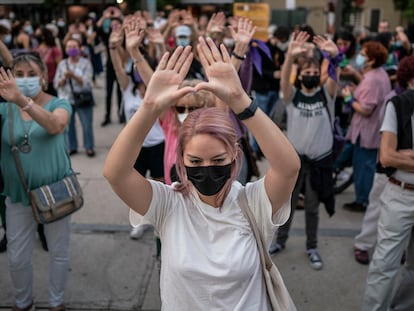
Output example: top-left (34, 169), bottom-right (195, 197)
top-left (13, 50), bottom-right (41, 59)
top-left (174, 106), bottom-right (199, 114)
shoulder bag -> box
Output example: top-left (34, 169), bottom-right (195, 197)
top-left (8, 104), bottom-right (84, 224)
top-left (66, 60), bottom-right (95, 108)
top-left (238, 189), bottom-right (297, 311)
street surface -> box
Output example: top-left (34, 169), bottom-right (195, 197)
top-left (1, 74), bottom-right (372, 310)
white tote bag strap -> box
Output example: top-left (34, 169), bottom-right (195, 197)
top-left (238, 188), bottom-right (297, 311)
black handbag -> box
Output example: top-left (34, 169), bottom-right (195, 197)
top-left (72, 89), bottom-right (95, 107)
top-left (66, 60), bottom-right (95, 107)
top-left (8, 104), bottom-right (84, 224)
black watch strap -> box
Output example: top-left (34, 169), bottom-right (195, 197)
top-left (236, 97), bottom-right (258, 120)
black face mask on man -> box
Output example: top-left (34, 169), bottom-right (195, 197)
top-left (185, 164), bottom-right (232, 196)
top-left (301, 75), bottom-right (320, 90)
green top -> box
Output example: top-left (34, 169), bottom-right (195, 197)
top-left (0, 97), bottom-right (72, 205)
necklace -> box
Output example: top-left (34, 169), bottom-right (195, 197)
top-left (19, 118), bottom-right (33, 153)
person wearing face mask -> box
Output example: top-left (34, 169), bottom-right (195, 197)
top-left (0, 53), bottom-right (73, 311)
top-left (0, 24), bottom-right (12, 68)
top-left (173, 24), bottom-right (205, 80)
top-left (268, 31), bottom-right (340, 271)
top-left (11, 21), bottom-right (31, 52)
top-left (108, 20), bottom-right (165, 240)
top-left (104, 37), bottom-right (300, 310)
top-left (341, 41), bottom-right (391, 213)
top-left (54, 38), bottom-right (95, 157)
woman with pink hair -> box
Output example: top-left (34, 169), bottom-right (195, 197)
top-left (104, 38), bottom-right (300, 309)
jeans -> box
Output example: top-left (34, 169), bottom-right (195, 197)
top-left (275, 160), bottom-right (320, 250)
top-left (352, 138), bottom-right (377, 204)
top-left (6, 197), bottom-right (71, 308)
top-left (251, 90), bottom-right (279, 152)
top-left (68, 105), bottom-right (94, 151)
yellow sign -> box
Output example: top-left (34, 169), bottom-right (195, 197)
top-left (233, 2), bottom-right (270, 41)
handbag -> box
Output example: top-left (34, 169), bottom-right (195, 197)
top-left (66, 60), bottom-right (95, 107)
top-left (8, 104), bottom-right (84, 224)
top-left (238, 189), bottom-right (297, 311)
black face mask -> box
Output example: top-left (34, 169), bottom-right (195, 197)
top-left (301, 75), bottom-right (320, 90)
top-left (185, 164), bottom-right (232, 196)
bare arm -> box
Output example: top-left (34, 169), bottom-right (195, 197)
top-left (380, 132), bottom-right (414, 172)
top-left (124, 15), bottom-right (154, 87)
top-left (229, 17), bottom-right (255, 72)
top-left (195, 37), bottom-right (300, 214)
top-left (103, 46), bottom-right (194, 216)
top-left (108, 23), bottom-right (129, 90)
top-left (0, 40), bottom-right (12, 67)
top-left (280, 32), bottom-right (310, 102)
top-left (0, 67), bottom-right (70, 135)
top-left (313, 35), bottom-right (340, 97)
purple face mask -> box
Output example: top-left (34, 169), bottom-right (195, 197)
top-left (338, 46), bottom-right (349, 54)
top-left (66, 48), bottom-right (79, 57)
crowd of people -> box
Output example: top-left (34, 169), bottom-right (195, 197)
top-left (0, 5), bottom-right (413, 311)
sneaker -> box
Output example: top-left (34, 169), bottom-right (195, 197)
top-left (307, 248), bottom-right (323, 270)
top-left (130, 224), bottom-right (151, 240)
top-left (269, 242), bottom-right (285, 254)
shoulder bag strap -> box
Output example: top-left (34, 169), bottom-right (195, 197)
top-left (65, 60), bottom-right (75, 95)
top-left (8, 104), bottom-right (30, 193)
top-left (238, 188), bottom-right (274, 272)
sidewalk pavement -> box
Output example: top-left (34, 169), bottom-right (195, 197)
top-left (1, 74), bottom-right (370, 310)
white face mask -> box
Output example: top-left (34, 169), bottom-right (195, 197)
top-left (277, 41), bottom-right (289, 52)
top-left (177, 113), bottom-right (188, 123)
top-left (223, 38), bottom-right (234, 48)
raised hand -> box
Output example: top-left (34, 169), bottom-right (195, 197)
top-left (109, 22), bottom-right (124, 47)
top-left (147, 28), bottom-right (165, 45)
top-left (313, 35), bottom-right (339, 57)
top-left (144, 46), bottom-right (194, 111)
top-left (0, 67), bottom-right (24, 103)
top-left (195, 37), bottom-right (245, 105)
top-left (206, 12), bottom-right (226, 34)
top-left (229, 17), bottom-right (256, 47)
top-left (288, 31), bottom-right (310, 57)
top-left (124, 15), bottom-right (146, 53)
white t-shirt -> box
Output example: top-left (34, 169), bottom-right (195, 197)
top-left (122, 80), bottom-right (165, 147)
top-left (380, 101), bottom-right (414, 184)
top-left (136, 177), bottom-right (290, 310)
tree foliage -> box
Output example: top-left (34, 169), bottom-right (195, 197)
top-left (394, 0), bottom-right (414, 23)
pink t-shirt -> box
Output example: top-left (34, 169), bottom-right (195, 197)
top-left (160, 108), bottom-right (179, 185)
top-left (346, 67), bottom-right (391, 149)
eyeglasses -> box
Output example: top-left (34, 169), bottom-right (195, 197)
top-left (174, 106), bottom-right (199, 114)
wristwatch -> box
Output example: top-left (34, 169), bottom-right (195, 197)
top-left (236, 97), bottom-right (258, 120)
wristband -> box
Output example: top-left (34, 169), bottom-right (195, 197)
top-left (344, 94), bottom-right (355, 105)
top-left (231, 51), bottom-right (246, 61)
top-left (236, 96), bottom-right (258, 120)
top-left (22, 98), bottom-right (34, 111)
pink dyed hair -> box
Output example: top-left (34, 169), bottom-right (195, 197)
top-left (175, 107), bottom-right (242, 207)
